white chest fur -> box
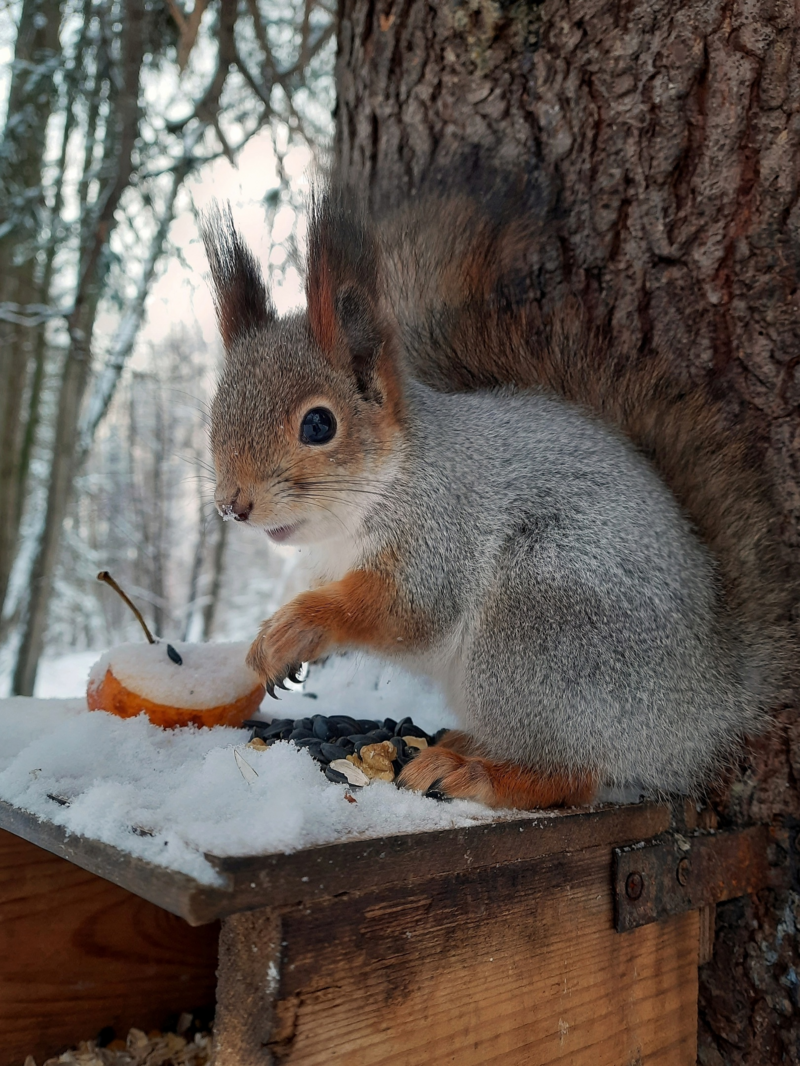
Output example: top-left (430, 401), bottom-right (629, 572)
top-left (291, 531), bottom-right (366, 586)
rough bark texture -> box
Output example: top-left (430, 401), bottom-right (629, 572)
top-left (12, 0), bottom-right (147, 696)
top-left (335, 1), bottom-right (800, 1062)
top-left (0, 0), bottom-right (63, 616)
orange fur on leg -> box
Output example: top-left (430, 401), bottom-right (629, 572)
top-left (433, 730), bottom-right (485, 756)
top-left (398, 748), bottom-right (597, 810)
top-left (247, 567), bottom-right (425, 689)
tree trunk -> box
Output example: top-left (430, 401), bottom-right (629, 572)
top-left (0, 0), bottom-right (63, 616)
top-left (201, 521), bottom-right (229, 640)
top-left (12, 0), bottom-right (147, 696)
top-left (335, 1), bottom-right (800, 1061)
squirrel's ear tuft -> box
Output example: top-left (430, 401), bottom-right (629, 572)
top-left (201, 203), bottom-right (275, 352)
top-left (306, 188), bottom-right (388, 398)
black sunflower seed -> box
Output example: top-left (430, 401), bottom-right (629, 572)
top-left (365, 728), bottom-right (392, 743)
top-left (242, 719), bottom-right (269, 733)
top-left (166, 643), bottom-right (183, 665)
top-left (320, 742), bottom-right (349, 763)
top-left (289, 728), bottom-right (313, 741)
top-left (293, 735), bottom-right (318, 748)
top-left (300, 740), bottom-right (326, 762)
top-left (312, 716), bottom-right (332, 740)
top-left (328, 715), bottom-right (361, 731)
top-left (260, 718), bottom-right (293, 739)
top-left (397, 722), bottom-right (432, 742)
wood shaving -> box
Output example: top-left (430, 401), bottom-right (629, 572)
top-left (33, 1027), bottom-right (212, 1066)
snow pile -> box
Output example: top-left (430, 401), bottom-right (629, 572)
top-left (0, 652), bottom-right (499, 886)
top-left (88, 640), bottom-right (261, 708)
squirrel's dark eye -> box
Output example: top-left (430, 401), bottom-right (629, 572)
top-left (300, 407), bottom-right (337, 445)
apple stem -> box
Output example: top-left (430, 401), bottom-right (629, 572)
top-left (97, 571), bottom-right (156, 644)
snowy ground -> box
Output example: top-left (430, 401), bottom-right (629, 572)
top-left (0, 648), bottom-right (511, 886)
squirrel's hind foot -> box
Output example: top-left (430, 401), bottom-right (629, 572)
top-left (397, 748), bottom-right (597, 811)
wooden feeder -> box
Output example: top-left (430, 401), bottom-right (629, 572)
top-left (0, 796), bottom-right (788, 1066)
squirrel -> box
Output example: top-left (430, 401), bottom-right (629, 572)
top-left (201, 183), bottom-right (794, 810)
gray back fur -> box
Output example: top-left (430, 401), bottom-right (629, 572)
top-left (361, 383), bottom-right (765, 793)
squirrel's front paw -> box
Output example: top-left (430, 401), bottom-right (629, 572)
top-left (246, 602), bottom-right (330, 698)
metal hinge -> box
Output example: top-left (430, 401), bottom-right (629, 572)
top-left (613, 823), bottom-right (791, 932)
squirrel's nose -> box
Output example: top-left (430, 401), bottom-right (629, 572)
top-left (231, 498), bottom-right (253, 522)
top-left (219, 490), bottom-right (253, 522)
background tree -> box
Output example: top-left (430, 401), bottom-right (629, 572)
top-left (0, 0), bottom-right (63, 620)
top-left (0, 0), bottom-right (334, 692)
top-left (334, 2), bottom-right (800, 1062)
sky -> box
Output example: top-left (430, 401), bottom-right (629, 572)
top-left (138, 132), bottom-right (314, 361)
top-left (0, 0), bottom-right (321, 369)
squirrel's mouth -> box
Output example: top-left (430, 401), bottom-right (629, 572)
top-left (265, 522), bottom-right (302, 544)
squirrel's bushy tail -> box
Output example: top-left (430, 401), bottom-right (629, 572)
top-left (376, 185), bottom-right (795, 652)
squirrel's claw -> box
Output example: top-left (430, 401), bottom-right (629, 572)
top-left (287, 663), bottom-right (304, 685)
top-left (424, 781), bottom-right (452, 803)
top-left (247, 606), bottom-right (327, 696)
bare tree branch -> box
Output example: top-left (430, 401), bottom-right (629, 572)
top-left (167, 0), bottom-right (214, 72)
top-left (166, 0), bottom-right (237, 136)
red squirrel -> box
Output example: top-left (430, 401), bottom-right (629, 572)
top-left (201, 186), bottom-right (793, 810)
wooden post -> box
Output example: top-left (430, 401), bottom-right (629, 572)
top-left (215, 911), bottom-right (282, 1066)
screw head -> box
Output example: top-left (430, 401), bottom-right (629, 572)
top-left (676, 857), bottom-right (691, 886)
top-left (625, 871), bottom-right (644, 900)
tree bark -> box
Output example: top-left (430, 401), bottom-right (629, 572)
top-left (335, 1), bottom-right (800, 1061)
top-left (202, 521), bottom-right (229, 640)
top-left (12, 0), bottom-right (147, 696)
top-left (0, 0), bottom-right (63, 616)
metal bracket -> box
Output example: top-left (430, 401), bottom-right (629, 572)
top-left (613, 824), bottom-right (788, 932)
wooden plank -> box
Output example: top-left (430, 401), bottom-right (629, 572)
top-left (215, 843), bottom-right (700, 1066)
top-left (0, 799), bottom-right (221, 924)
top-left (0, 830), bottom-right (219, 1066)
top-left (206, 801), bottom-right (671, 920)
top-left (0, 799), bottom-right (670, 925)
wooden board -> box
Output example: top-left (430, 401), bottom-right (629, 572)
top-left (0, 799), bottom-right (670, 925)
top-left (215, 844), bottom-right (700, 1066)
top-left (0, 830), bottom-right (219, 1066)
